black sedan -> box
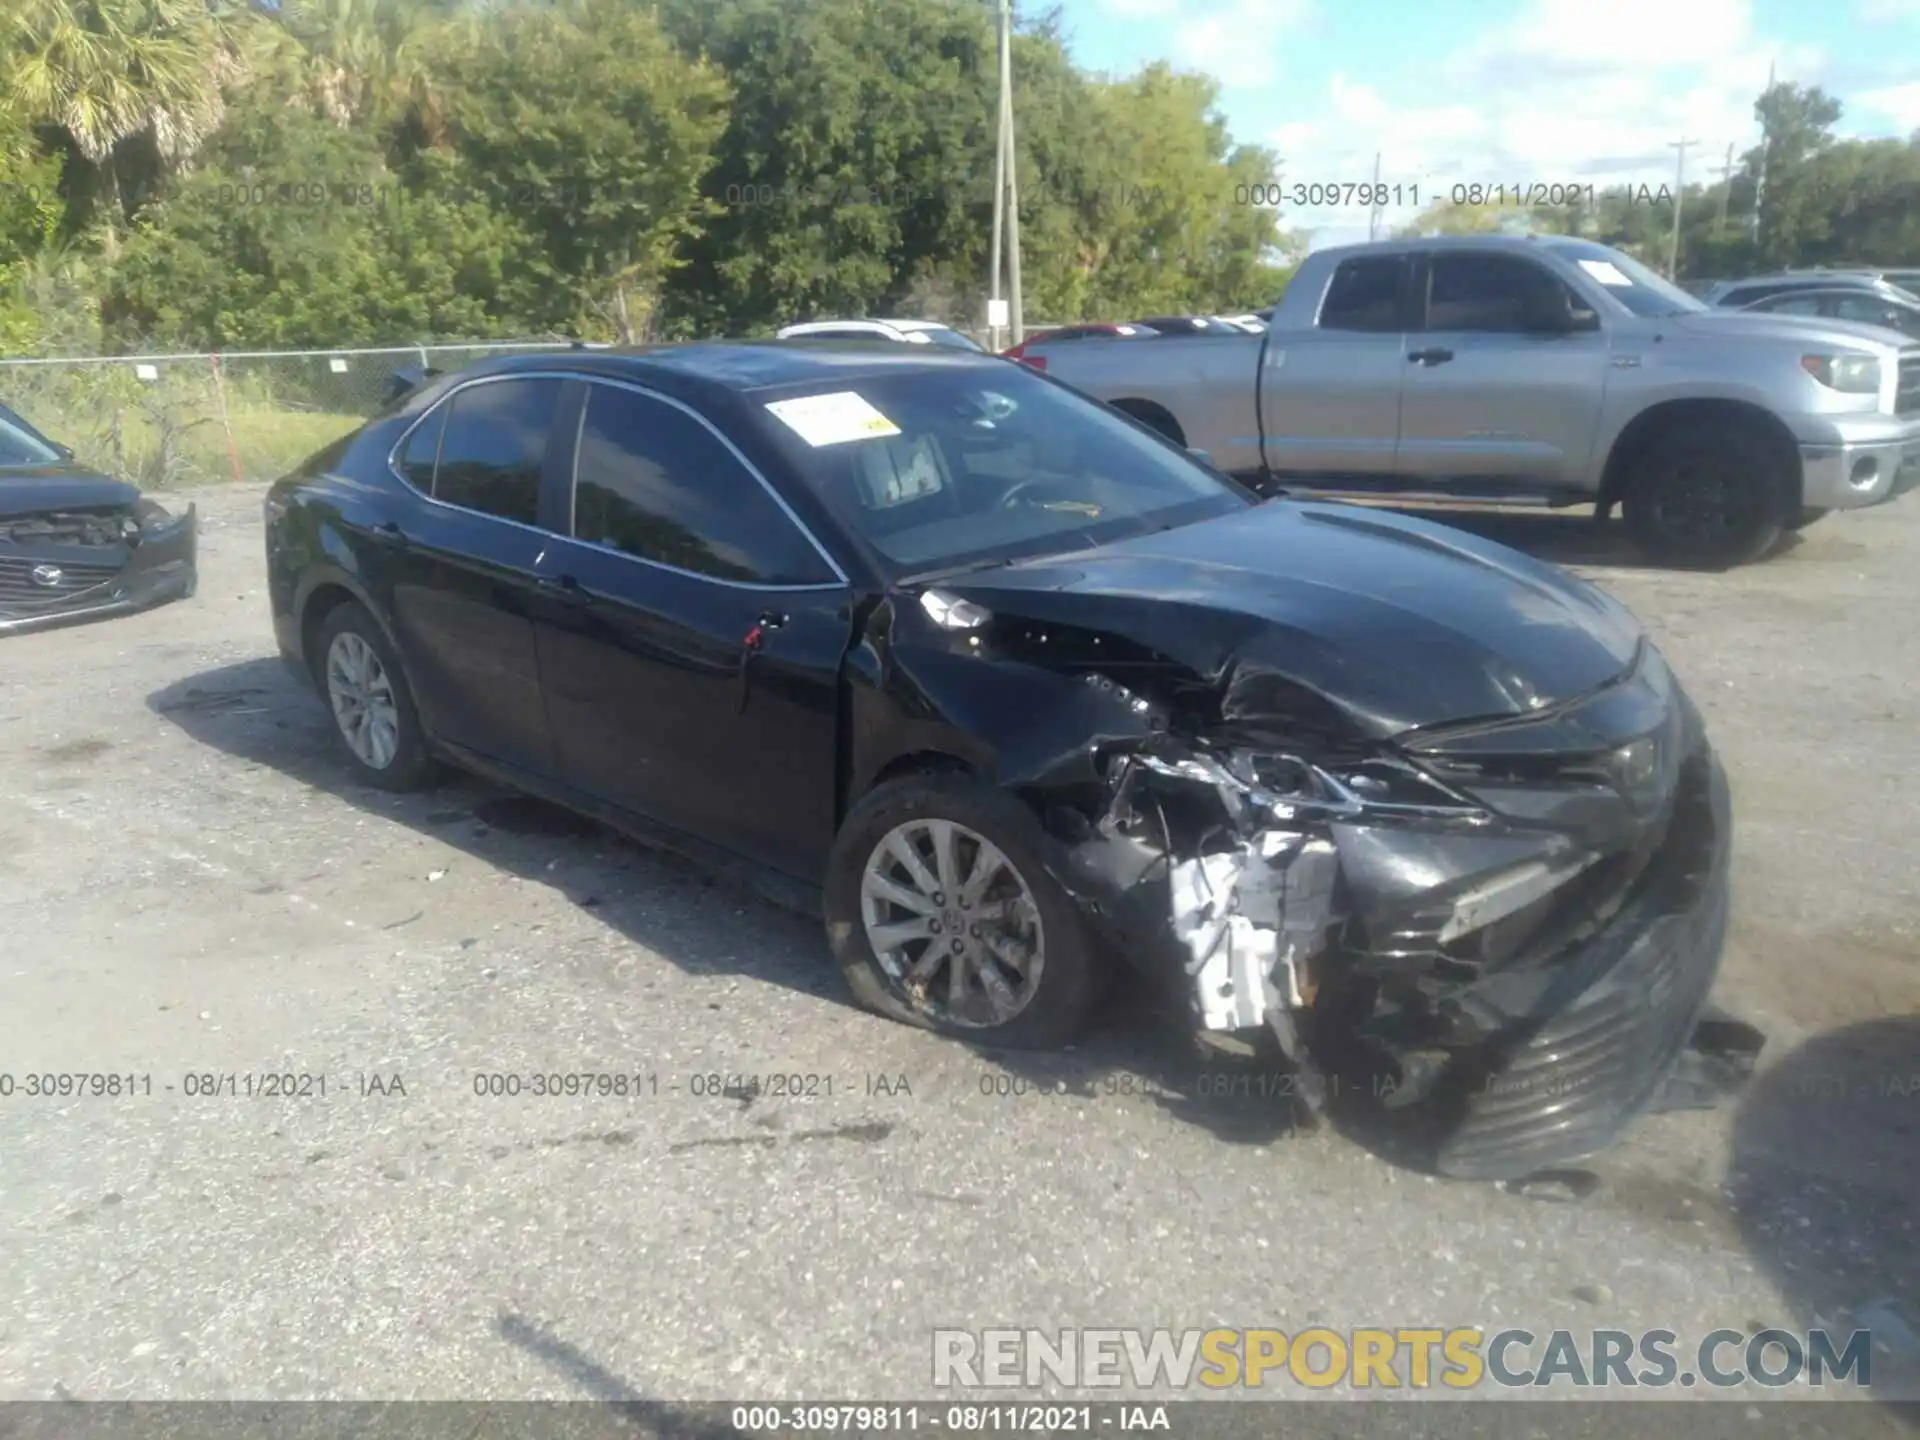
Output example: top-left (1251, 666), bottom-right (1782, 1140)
top-left (264, 343), bottom-right (1746, 1180)
top-left (0, 400), bottom-right (198, 636)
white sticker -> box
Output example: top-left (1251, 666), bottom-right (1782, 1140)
top-left (329, 357), bottom-right (349, 373)
top-left (134, 363), bottom-right (158, 381)
top-left (764, 391), bottom-right (902, 447)
top-left (1578, 259), bottom-right (1633, 287)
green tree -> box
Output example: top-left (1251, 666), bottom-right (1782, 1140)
top-left (107, 84), bottom-right (528, 346)
top-left (1747, 81), bottom-right (1844, 270)
top-left (411, 0), bottom-right (730, 340)
top-left (0, 0), bottom-right (254, 257)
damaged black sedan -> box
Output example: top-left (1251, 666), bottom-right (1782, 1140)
top-left (0, 400), bottom-right (197, 635)
top-left (265, 344), bottom-right (1744, 1181)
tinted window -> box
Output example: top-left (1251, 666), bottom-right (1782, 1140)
top-left (1756, 293), bottom-right (1824, 315)
top-left (758, 366), bottom-right (1247, 576)
top-left (571, 386), bottom-right (835, 585)
top-left (395, 405), bottom-right (445, 490)
top-left (1426, 254), bottom-right (1579, 332)
top-left (1319, 258), bottom-right (1404, 332)
top-left (432, 379), bottom-right (562, 525)
top-left (1832, 293), bottom-right (1920, 335)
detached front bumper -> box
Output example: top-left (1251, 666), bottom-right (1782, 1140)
top-left (0, 503), bottom-right (198, 637)
top-left (1798, 413), bottom-right (1920, 509)
top-left (1432, 747), bottom-right (1732, 1180)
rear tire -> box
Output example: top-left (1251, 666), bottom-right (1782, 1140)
top-left (314, 600), bottom-right (439, 792)
top-left (1621, 425), bottom-right (1792, 569)
top-left (824, 772), bottom-right (1100, 1049)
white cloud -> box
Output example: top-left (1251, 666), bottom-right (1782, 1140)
top-left (1258, 0), bottom-right (1845, 240)
top-left (1097, 0), bottom-right (1313, 90)
top-left (1853, 81), bottom-right (1920, 130)
top-left (1857, 0), bottom-right (1920, 20)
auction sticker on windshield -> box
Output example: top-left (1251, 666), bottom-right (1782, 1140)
top-left (1577, 259), bottom-right (1633, 287)
top-left (765, 392), bottom-right (902, 446)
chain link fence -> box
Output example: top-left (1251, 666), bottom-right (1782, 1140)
top-left (0, 331), bottom-right (1080, 491)
top-left (0, 343), bottom-right (586, 490)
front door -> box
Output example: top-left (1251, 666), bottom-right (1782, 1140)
top-left (1396, 250), bottom-right (1610, 488)
top-left (529, 379), bottom-right (854, 881)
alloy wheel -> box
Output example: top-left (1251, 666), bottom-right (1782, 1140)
top-left (325, 630), bottom-right (400, 770)
top-left (858, 818), bottom-right (1046, 1028)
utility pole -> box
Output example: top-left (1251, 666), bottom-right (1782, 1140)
top-left (1752, 60), bottom-right (1775, 243)
top-left (1367, 151), bottom-right (1382, 242)
top-left (1712, 141), bottom-right (1734, 237)
top-left (984, 0), bottom-right (1023, 348)
top-left (987, 0), bottom-right (1007, 355)
top-left (1667, 138), bottom-right (1697, 279)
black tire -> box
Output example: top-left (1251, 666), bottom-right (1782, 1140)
top-left (824, 772), bottom-right (1101, 1049)
top-left (313, 600), bottom-right (439, 792)
top-left (1787, 506), bottom-right (1830, 530)
top-left (1113, 401), bottom-right (1183, 446)
top-left (1620, 425), bottom-right (1792, 569)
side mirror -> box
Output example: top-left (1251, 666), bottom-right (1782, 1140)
top-left (53, 442), bottom-right (75, 460)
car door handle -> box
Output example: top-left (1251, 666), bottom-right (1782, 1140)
top-left (1408, 347), bottom-right (1454, 366)
top-left (743, 610), bottom-right (788, 650)
top-left (536, 574), bottom-right (593, 607)
top-left (368, 522), bottom-right (409, 550)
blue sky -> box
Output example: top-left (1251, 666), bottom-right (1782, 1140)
top-left (1041, 0), bottom-right (1920, 248)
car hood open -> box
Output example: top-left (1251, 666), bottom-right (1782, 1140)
top-left (0, 464), bottom-right (139, 519)
top-left (944, 500), bottom-right (1644, 739)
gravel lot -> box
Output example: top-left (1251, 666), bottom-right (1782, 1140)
top-left (1, 485), bottom-right (1916, 1423)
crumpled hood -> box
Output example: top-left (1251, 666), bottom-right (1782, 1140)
top-left (1672, 308), bottom-right (1912, 351)
top-left (947, 500), bottom-right (1644, 739)
top-left (0, 464), bottom-right (139, 519)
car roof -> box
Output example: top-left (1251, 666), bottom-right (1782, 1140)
top-left (455, 341), bottom-right (1001, 398)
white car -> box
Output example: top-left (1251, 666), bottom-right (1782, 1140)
top-left (775, 318), bottom-right (986, 351)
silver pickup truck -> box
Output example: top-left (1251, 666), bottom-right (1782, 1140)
top-left (1022, 235), bottom-right (1920, 566)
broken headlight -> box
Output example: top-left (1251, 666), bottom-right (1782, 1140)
top-left (1218, 747), bottom-right (1492, 824)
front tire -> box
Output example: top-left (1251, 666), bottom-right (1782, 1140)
top-left (1787, 506), bottom-right (1830, 530)
top-left (824, 772), bottom-right (1100, 1049)
top-left (315, 600), bottom-right (438, 791)
top-left (1620, 426), bottom-right (1792, 569)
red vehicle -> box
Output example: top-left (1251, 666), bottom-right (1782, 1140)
top-left (1003, 323), bottom-right (1145, 369)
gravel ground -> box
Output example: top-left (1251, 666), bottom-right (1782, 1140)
top-left (0, 486), bottom-right (1915, 1427)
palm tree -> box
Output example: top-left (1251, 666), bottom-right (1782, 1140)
top-left (272, 0), bottom-right (460, 139)
top-left (1, 0), bottom-right (252, 256)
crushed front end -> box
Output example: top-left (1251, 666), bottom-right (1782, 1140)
top-left (922, 584), bottom-right (1748, 1181)
top-left (0, 497), bottom-right (197, 636)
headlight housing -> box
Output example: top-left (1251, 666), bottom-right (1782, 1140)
top-left (1801, 352), bottom-right (1882, 394)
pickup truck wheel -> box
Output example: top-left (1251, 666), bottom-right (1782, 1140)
top-left (824, 773), bottom-right (1100, 1049)
top-left (1787, 506), bottom-right (1830, 530)
top-left (1621, 427), bottom-right (1790, 568)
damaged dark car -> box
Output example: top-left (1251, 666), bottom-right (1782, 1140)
top-left (0, 400), bottom-right (198, 636)
top-left (264, 344), bottom-right (1753, 1181)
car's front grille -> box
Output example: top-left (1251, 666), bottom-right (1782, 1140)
top-left (1433, 749), bottom-right (1730, 1180)
top-left (1898, 353), bottom-right (1920, 415)
top-left (0, 553), bottom-right (124, 607)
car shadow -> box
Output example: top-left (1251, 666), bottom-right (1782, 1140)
top-left (146, 657), bottom-right (1318, 1154)
top-left (1728, 1015), bottom-right (1920, 1412)
top-left (1340, 501), bottom-right (1807, 571)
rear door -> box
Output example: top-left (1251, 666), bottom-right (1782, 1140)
top-left (1259, 252), bottom-right (1410, 477)
top-left (1395, 250), bottom-right (1610, 488)
top-left (382, 374), bottom-right (566, 778)
top-left (529, 379), bottom-right (855, 881)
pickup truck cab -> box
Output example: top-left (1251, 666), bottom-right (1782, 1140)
top-left (1026, 236), bottom-right (1920, 566)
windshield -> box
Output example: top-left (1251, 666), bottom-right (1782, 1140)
top-left (1544, 240), bottom-right (1708, 318)
top-left (753, 365), bottom-right (1250, 577)
top-left (919, 327), bottom-right (985, 352)
top-left (0, 405), bottom-right (63, 467)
